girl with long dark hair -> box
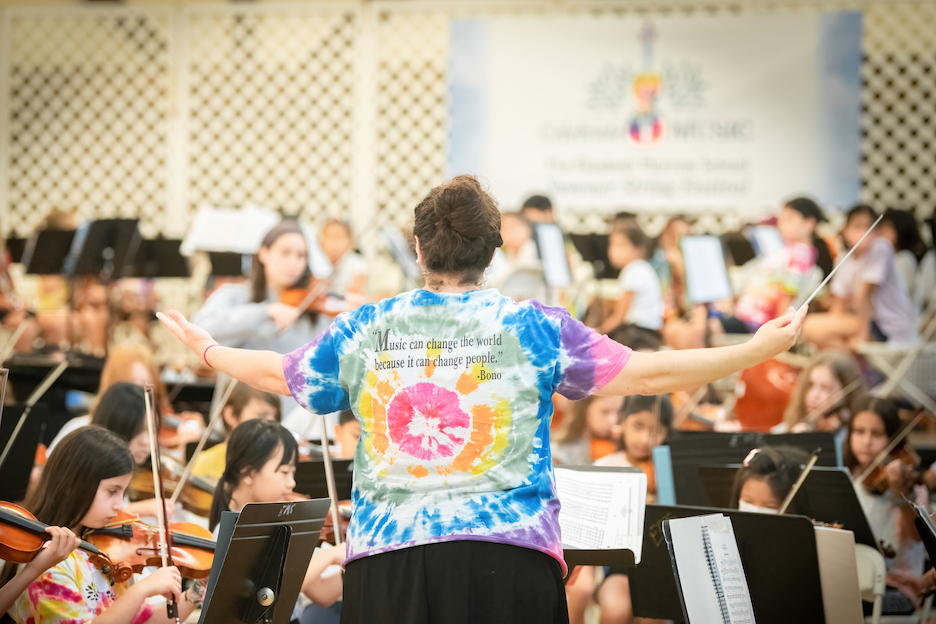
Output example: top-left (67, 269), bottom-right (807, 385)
top-left (7, 426), bottom-right (200, 624)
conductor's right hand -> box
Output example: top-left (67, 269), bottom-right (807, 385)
top-left (156, 310), bottom-right (217, 358)
top-left (266, 303), bottom-right (300, 332)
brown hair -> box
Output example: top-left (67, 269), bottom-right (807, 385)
top-left (95, 345), bottom-right (167, 413)
top-left (783, 350), bottom-right (867, 428)
top-left (842, 397), bottom-right (903, 472)
top-left (222, 383), bottom-right (282, 434)
top-left (26, 426), bottom-right (135, 529)
top-left (412, 175), bottom-right (503, 286)
top-left (554, 396), bottom-right (598, 445)
top-left (250, 220), bottom-right (311, 303)
top-left (611, 220), bottom-right (650, 253)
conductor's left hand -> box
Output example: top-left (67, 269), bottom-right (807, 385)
top-left (157, 310), bottom-right (217, 358)
top-left (749, 305), bottom-right (807, 359)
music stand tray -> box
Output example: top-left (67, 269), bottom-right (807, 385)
top-left (70, 219), bottom-right (140, 280)
top-left (198, 498), bottom-right (330, 624)
top-left (294, 460), bottom-right (353, 501)
top-left (21, 230), bottom-right (77, 275)
top-left (124, 238), bottom-right (191, 279)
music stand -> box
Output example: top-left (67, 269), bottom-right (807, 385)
top-left (721, 231), bottom-right (756, 267)
top-left (569, 233), bottom-right (617, 280)
top-left (629, 504), bottom-right (824, 623)
top-left (209, 252), bottom-right (247, 277)
top-left (124, 238), bottom-right (190, 279)
top-left (70, 219), bottom-right (141, 282)
top-left (697, 465), bottom-right (878, 550)
top-left (21, 230), bottom-right (77, 275)
top-left (667, 431), bottom-right (837, 507)
top-left (294, 459), bottom-right (353, 501)
top-left (6, 237), bottom-right (26, 264)
top-left (198, 498), bottom-right (331, 624)
top-left (0, 404), bottom-right (48, 501)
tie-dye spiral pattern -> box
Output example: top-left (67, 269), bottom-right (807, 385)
top-left (283, 289), bottom-right (630, 573)
top-left (9, 550), bottom-right (154, 624)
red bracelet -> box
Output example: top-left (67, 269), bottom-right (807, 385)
top-left (203, 344), bottom-right (220, 368)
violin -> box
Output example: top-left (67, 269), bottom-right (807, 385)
top-left (316, 498), bottom-right (351, 546)
top-left (85, 509), bottom-right (215, 581)
top-left (863, 447), bottom-right (921, 496)
top-left (0, 501), bottom-right (118, 581)
top-left (127, 458), bottom-right (215, 518)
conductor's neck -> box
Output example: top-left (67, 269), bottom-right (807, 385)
top-left (423, 271), bottom-right (480, 294)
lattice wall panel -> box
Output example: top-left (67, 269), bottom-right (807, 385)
top-left (4, 8), bottom-right (171, 237)
top-left (184, 6), bottom-right (358, 230)
top-left (861, 2), bottom-right (936, 213)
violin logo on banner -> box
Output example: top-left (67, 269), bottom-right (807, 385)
top-left (586, 22), bottom-right (709, 148)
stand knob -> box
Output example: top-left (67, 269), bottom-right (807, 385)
top-left (256, 587), bottom-right (275, 607)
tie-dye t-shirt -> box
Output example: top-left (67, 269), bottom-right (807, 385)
top-left (9, 550), bottom-right (154, 624)
top-left (283, 288), bottom-right (631, 574)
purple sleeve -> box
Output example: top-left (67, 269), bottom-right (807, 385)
top-left (555, 312), bottom-right (631, 400)
top-left (282, 325), bottom-right (349, 415)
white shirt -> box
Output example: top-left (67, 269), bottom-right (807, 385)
top-left (617, 259), bottom-right (664, 330)
top-left (915, 250), bottom-right (935, 311)
top-left (830, 238), bottom-right (917, 342)
top-left (46, 414), bottom-right (91, 455)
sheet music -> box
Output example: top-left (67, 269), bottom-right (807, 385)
top-left (180, 205), bottom-right (281, 255)
top-left (667, 514), bottom-right (755, 624)
top-left (749, 226), bottom-right (784, 259)
top-left (681, 236), bottom-right (733, 303)
top-left (555, 467), bottom-right (647, 562)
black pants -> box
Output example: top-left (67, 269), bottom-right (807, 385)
top-left (341, 541), bottom-right (569, 624)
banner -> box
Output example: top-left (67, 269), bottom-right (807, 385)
top-left (448, 13), bottom-right (863, 213)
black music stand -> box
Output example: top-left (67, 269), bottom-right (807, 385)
top-left (294, 459), bottom-right (353, 501)
top-left (569, 233), bottom-right (617, 280)
top-left (6, 237), bottom-right (26, 264)
top-left (667, 431), bottom-right (837, 507)
top-left (21, 230), bottom-right (77, 275)
top-left (124, 238), bottom-right (190, 279)
top-left (70, 219), bottom-right (141, 282)
top-left (209, 251), bottom-right (247, 277)
top-left (629, 504), bottom-right (825, 624)
top-left (697, 464), bottom-right (878, 549)
top-left (0, 404), bottom-right (48, 501)
top-left (198, 499), bottom-right (331, 624)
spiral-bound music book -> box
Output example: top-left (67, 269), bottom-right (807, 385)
top-left (663, 513), bottom-right (756, 624)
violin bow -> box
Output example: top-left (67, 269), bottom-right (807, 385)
top-left (0, 359), bottom-right (67, 469)
top-left (855, 410), bottom-right (929, 486)
top-left (778, 447), bottom-right (821, 515)
top-left (802, 378), bottom-right (864, 427)
top-left (144, 382), bottom-right (179, 623)
top-left (799, 213), bottom-right (883, 310)
top-left (168, 377), bottom-right (238, 506)
top-left (673, 386), bottom-right (707, 429)
top-left (318, 412), bottom-right (343, 546)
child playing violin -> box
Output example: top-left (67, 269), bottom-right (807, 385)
top-left (210, 419), bottom-right (344, 622)
top-left (729, 446), bottom-right (808, 513)
top-left (846, 398), bottom-right (927, 615)
top-left (8, 426), bottom-right (200, 624)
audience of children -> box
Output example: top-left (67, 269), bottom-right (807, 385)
top-left (599, 221), bottom-right (664, 348)
top-left (805, 205), bottom-right (918, 347)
